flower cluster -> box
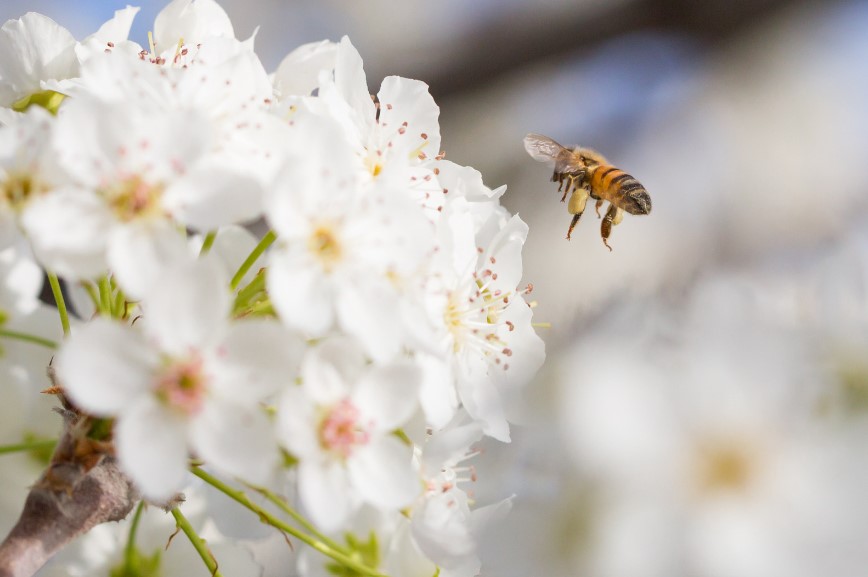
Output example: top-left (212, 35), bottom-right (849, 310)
top-left (0, 1), bottom-right (545, 575)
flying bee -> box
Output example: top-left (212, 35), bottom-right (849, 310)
top-left (523, 133), bottom-right (651, 251)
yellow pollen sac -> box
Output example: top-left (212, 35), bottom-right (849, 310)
top-left (1, 172), bottom-right (47, 212)
top-left (363, 153), bottom-right (383, 178)
top-left (102, 176), bottom-right (164, 222)
top-left (308, 225), bottom-right (342, 270)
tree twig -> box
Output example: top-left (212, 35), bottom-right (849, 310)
top-left (0, 402), bottom-right (139, 577)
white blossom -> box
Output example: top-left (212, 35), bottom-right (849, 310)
top-left (277, 337), bottom-right (422, 531)
top-left (56, 259), bottom-right (301, 500)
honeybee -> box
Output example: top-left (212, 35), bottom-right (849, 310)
top-left (523, 133), bottom-right (651, 251)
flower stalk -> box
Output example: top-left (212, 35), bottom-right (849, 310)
top-left (0, 330), bottom-right (57, 350)
top-left (46, 273), bottom-right (70, 336)
top-left (230, 230), bottom-right (276, 291)
top-left (170, 507), bottom-right (223, 577)
top-left (192, 468), bottom-right (388, 577)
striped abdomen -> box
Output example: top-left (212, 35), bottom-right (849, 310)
top-left (589, 165), bottom-right (651, 215)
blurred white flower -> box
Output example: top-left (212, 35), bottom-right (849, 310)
top-left (266, 117), bottom-right (434, 362)
top-left (552, 272), bottom-right (868, 577)
top-left (410, 419), bottom-right (511, 577)
top-left (0, 12), bottom-right (77, 108)
top-left (21, 95), bottom-right (269, 296)
top-left (0, 7), bottom-right (143, 108)
top-left (0, 105), bottom-right (63, 250)
top-left (277, 337), bottom-right (422, 531)
top-left (56, 259), bottom-right (301, 501)
top-left (419, 202), bottom-right (545, 440)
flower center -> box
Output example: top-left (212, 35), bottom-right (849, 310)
top-left (1, 171), bottom-right (47, 212)
top-left (155, 354), bottom-right (209, 415)
top-left (319, 399), bottom-right (371, 459)
top-left (364, 152), bottom-right (384, 178)
top-left (443, 276), bottom-right (522, 368)
top-left (308, 224), bottom-right (342, 272)
top-left (101, 175), bottom-right (165, 222)
top-left (694, 439), bottom-right (757, 495)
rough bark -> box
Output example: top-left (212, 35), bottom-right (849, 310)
top-left (0, 405), bottom-right (139, 577)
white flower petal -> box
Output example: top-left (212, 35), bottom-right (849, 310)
top-left (20, 188), bottom-right (112, 280)
top-left (87, 6), bottom-right (140, 43)
top-left (0, 13), bottom-right (77, 106)
top-left (354, 362), bottom-right (421, 432)
top-left (334, 36), bottom-right (375, 137)
top-left (154, 0), bottom-right (235, 52)
top-left (55, 318), bottom-right (158, 416)
top-left (144, 258), bottom-right (230, 355)
top-left (0, 243), bottom-right (42, 315)
top-left (469, 496), bottom-right (513, 537)
top-left (300, 336), bottom-right (370, 407)
top-left (277, 386), bottom-right (321, 458)
top-left (190, 397), bottom-right (278, 485)
top-left (422, 423), bottom-right (484, 475)
top-left (209, 319), bottom-right (302, 401)
top-left (163, 168), bottom-right (263, 230)
top-left (116, 398), bottom-right (189, 502)
top-left (385, 519), bottom-right (438, 577)
top-left (299, 459), bottom-right (352, 532)
top-left (417, 354), bottom-right (459, 431)
top-left (456, 364), bottom-right (510, 443)
top-left (107, 220), bottom-right (189, 301)
top-left (498, 296), bottom-right (546, 390)
top-left (480, 214), bottom-right (528, 295)
top-left (348, 436), bottom-right (419, 510)
top-left (268, 247), bottom-right (334, 337)
top-left (273, 40), bottom-right (337, 98)
top-left (376, 76), bottom-right (441, 163)
top-left (336, 280), bottom-right (403, 363)
top-left (410, 490), bottom-right (476, 569)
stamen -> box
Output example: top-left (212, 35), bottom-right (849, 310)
top-left (319, 399), bottom-right (371, 459)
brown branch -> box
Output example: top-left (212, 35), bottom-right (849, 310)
top-left (0, 404), bottom-right (139, 577)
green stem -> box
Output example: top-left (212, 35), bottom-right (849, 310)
top-left (233, 270), bottom-right (266, 313)
top-left (170, 507), bottom-right (223, 577)
top-left (0, 328), bottom-right (57, 349)
top-left (0, 439), bottom-right (56, 456)
top-left (192, 468), bottom-right (387, 577)
top-left (114, 291), bottom-right (127, 319)
top-left (200, 231), bottom-right (218, 256)
top-left (123, 501), bottom-right (145, 570)
top-left (230, 230), bottom-right (276, 291)
top-left (98, 276), bottom-right (113, 317)
top-left (245, 483), bottom-right (349, 555)
top-left (47, 273), bottom-right (70, 336)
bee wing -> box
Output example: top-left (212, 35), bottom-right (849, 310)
top-left (524, 133), bottom-right (579, 174)
top-left (523, 133), bottom-right (566, 163)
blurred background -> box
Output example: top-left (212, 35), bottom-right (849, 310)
top-left (5, 1), bottom-right (868, 576)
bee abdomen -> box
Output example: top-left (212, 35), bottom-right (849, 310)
top-left (620, 179), bottom-right (651, 215)
top-left (595, 168), bottom-right (651, 215)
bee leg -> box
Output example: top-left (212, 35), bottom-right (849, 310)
top-left (600, 204), bottom-right (623, 251)
top-left (594, 198), bottom-right (604, 218)
top-left (566, 188), bottom-right (589, 241)
top-left (560, 176), bottom-right (573, 202)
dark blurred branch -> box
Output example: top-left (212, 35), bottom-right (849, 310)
top-left (403, 0), bottom-right (796, 100)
